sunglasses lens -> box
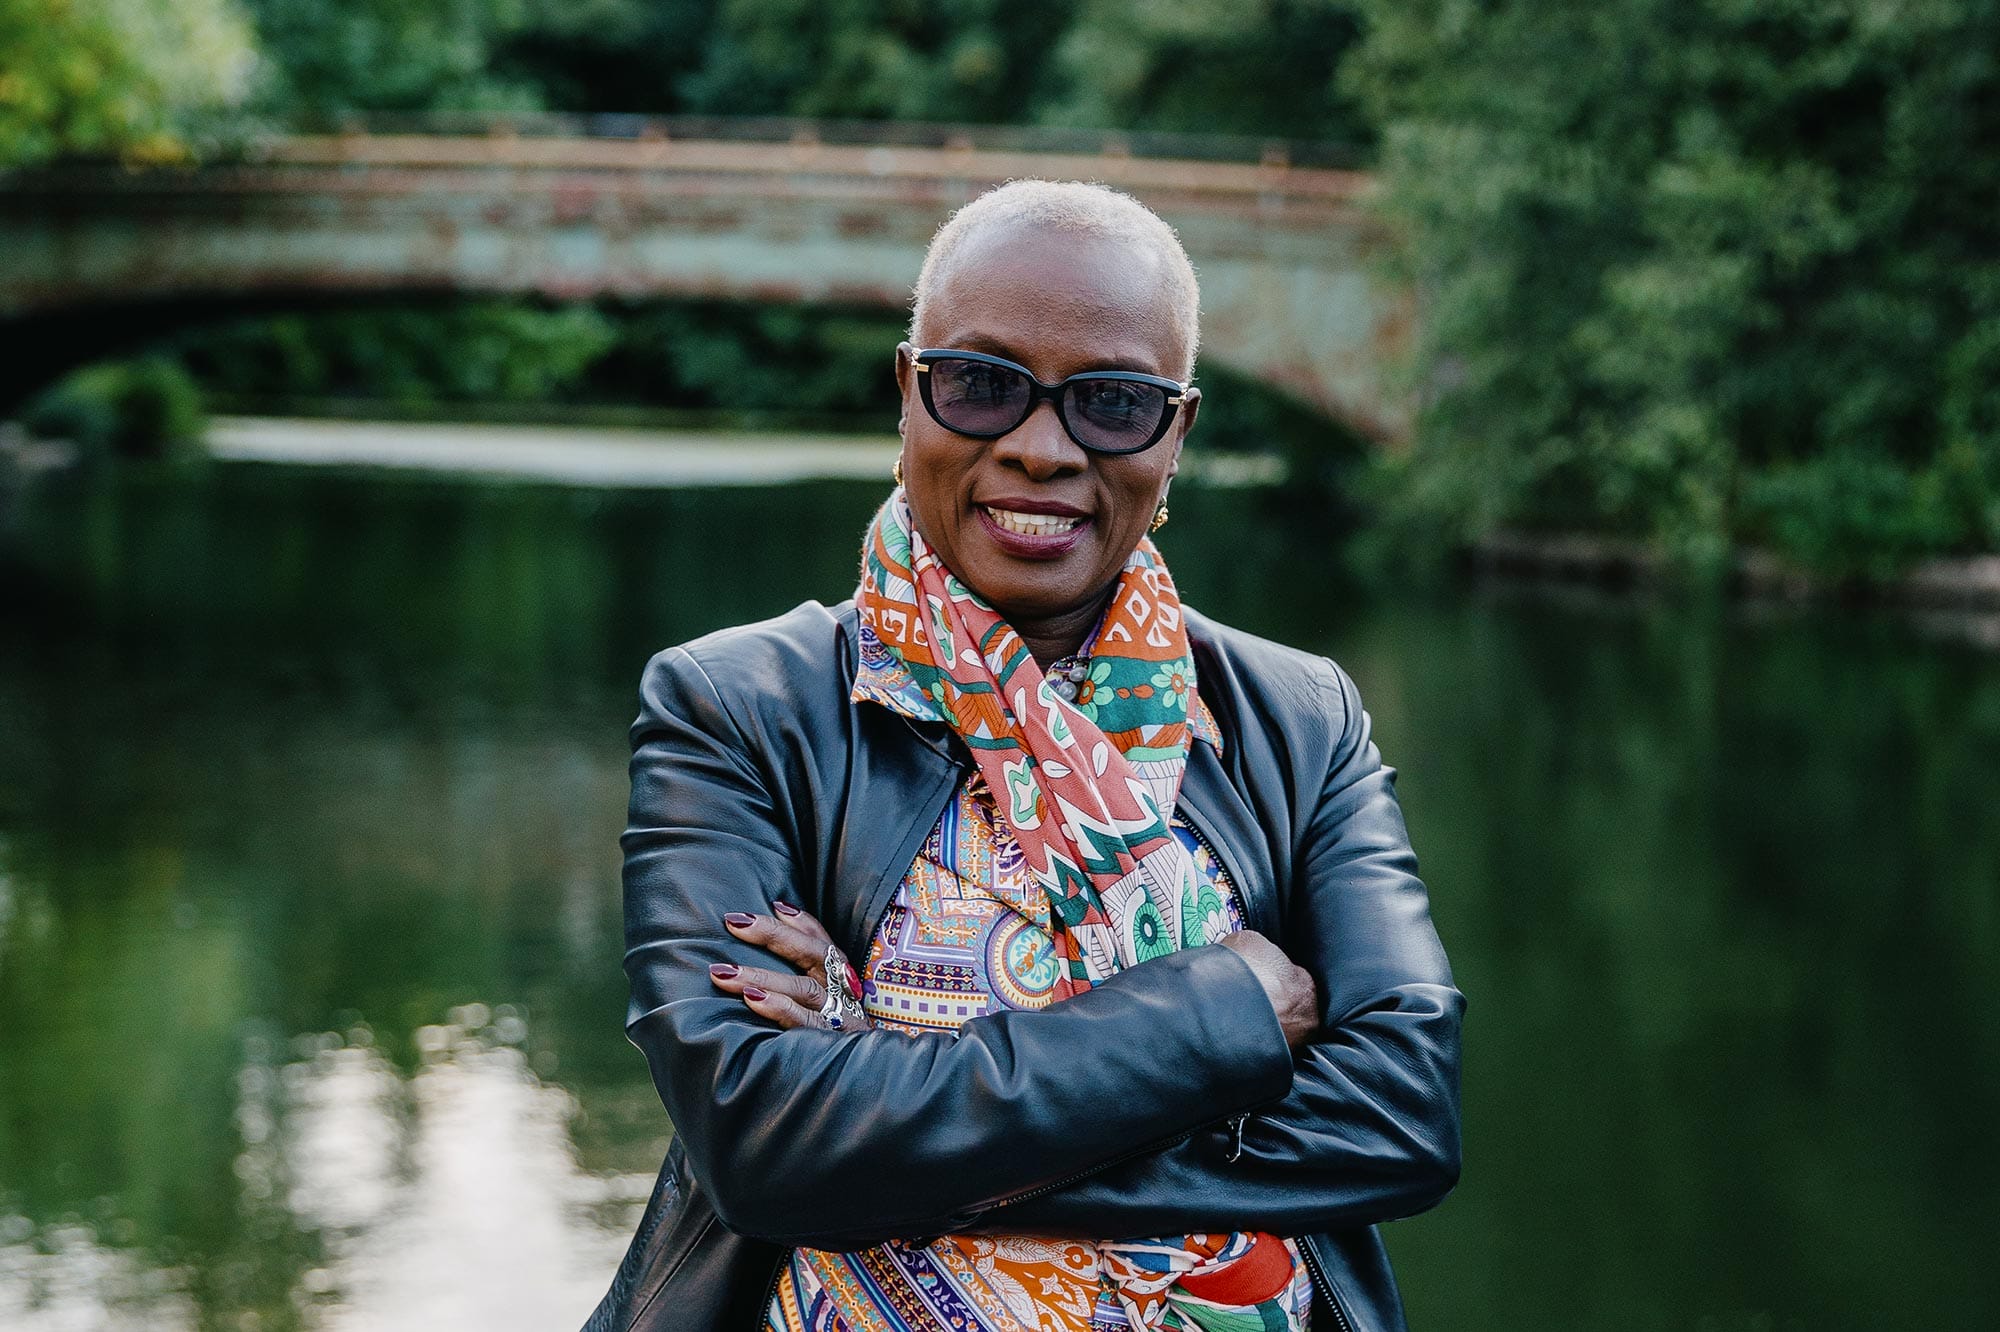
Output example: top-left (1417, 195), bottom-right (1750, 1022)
top-left (1066, 378), bottom-right (1169, 452)
top-left (927, 357), bottom-right (1031, 435)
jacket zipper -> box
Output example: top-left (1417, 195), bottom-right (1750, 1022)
top-left (989, 1116), bottom-right (1207, 1208)
top-left (754, 1253), bottom-right (784, 1329)
top-left (1298, 1235), bottom-right (1356, 1332)
top-left (1178, 810), bottom-right (1251, 931)
top-left (1175, 802), bottom-right (1253, 931)
top-left (1179, 809), bottom-right (1256, 1159)
top-left (1182, 811), bottom-right (1358, 1332)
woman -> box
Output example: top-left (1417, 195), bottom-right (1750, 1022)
top-left (587, 181), bottom-right (1462, 1332)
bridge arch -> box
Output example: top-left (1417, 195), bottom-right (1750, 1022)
top-left (0, 124), bottom-right (1408, 438)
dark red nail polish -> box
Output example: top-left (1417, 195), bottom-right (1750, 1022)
top-left (742, 985), bottom-right (768, 1002)
top-left (774, 901), bottom-right (801, 917)
top-left (709, 963), bottom-right (739, 979)
top-left (723, 911), bottom-right (756, 928)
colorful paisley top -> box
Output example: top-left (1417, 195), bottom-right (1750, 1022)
top-left (759, 623), bottom-right (1314, 1332)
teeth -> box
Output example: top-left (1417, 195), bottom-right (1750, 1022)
top-left (984, 506), bottom-right (1083, 537)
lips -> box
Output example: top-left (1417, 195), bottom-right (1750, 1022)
top-left (973, 499), bottom-right (1092, 560)
top-left (982, 505), bottom-right (1083, 537)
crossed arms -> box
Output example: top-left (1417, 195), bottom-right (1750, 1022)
top-left (620, 643), bottom-right (1462, 1252)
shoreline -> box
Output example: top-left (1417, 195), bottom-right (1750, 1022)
top-left (1469, 529), bottom-right (2000, 616)
top-left (8, 422), bottom-right (1997, 619)
top-left (5, 415), bottom-right (1287, 490)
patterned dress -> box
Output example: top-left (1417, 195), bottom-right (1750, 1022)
top-left (760, 626), bottom-right (1314, 1332)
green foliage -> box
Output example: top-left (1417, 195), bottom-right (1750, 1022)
top-left (0, 0), bottom-right (255, 165)
top-left (237, 0), bottom-right (539, 121)
top-left (679, 0), bottom-right (1367, 138)
top-left (177, 302), bottom-right (618, 405)
top-left (485, 0), bottom-right (716, 114)
top-left (1189, 364), bottom-right (1369, 486)
top-left (1348, 0), bottom-right (2000, 578)
top-left (679, 0), bottom-right (1068, 122)
top-left (222, 0), bottom-right (1371, 138)
top-left (24, 357), bottom-right (207, 463)
top-left (600, 304), bottom-right (900, 416)
top-left (1033, 0), bottom-right (1369, 141)
top-left (167, 300), bottom-right (900, 423)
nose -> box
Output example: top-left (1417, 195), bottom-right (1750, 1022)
top-left (989, 399), bottom-right (1088, 481)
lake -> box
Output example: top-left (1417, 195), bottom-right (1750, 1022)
top-left (2, 458), bottom-right (1996, 1329)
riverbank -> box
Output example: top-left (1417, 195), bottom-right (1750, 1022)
top-left (8, 419), bottom-right (1997, 620)
top-left (205, 417), bottom-right (902, 487)
top-left (201, 417), bottom-right (1288, 489)
top-left (1470, 528), bottom-right (2000, 618)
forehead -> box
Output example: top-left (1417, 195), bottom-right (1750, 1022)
top-left (917, 223), bottom-right (1187, 378)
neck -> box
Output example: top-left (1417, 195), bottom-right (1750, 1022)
top-left (1015, 589), bottom-right (1114, 670)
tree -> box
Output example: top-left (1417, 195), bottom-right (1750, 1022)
top-left (679, 0), bottom-right (1072, 123)
top-left (1348, 0), bottom-right (2000, 577)
top-left (0, 0), bottom-right (255, 166)
top-left (236, 0), bottom-right (539, 122)
top-left (1035, 0), bottom-right (1369, 144)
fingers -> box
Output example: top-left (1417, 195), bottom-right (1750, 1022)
top-left (771, 900), bottom-right (835, 943)
top-left (707, 961), bottom-right (827, 1011)
top-left (722, 907), bottom-right (835, 973)
top-left (739, 983), bottom-right (827, 1031)
top-left (715, 907), bottom-right (870, 1032)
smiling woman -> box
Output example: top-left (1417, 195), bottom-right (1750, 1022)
top-left (586, 181), bottom-right (1462, 1332)
top-left (896, 188), bottom-right (1197, 663)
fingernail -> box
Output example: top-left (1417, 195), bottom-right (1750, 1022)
top-left (723, 912), bottom-right (756, 928)
top-left (708, 963), bottom-right (739, 979)
top-left (742, 985), bottom-right (768, 1001)
top-left (774, 901), bottom-right (801, 917)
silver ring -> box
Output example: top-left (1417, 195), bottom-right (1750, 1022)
top-left (817, 945), bottom-right (868, 1031)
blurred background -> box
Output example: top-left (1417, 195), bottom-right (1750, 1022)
top-left (2, 2), bottom-right (1997, 1328)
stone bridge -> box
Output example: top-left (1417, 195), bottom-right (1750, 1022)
top-left (0, 120), bottom-right (1406, 436)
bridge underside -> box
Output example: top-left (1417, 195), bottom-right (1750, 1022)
top-left (0, 137), bottom-right (1409, 436)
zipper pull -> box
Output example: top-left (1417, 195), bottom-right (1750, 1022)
top-left (1224, 1112), bottom-right (1248, 1163)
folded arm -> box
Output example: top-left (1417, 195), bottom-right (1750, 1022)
top-left (621, 645), bottom-right (1298, 1252)
top-left (954, 660), bottom-right (1464, 1238)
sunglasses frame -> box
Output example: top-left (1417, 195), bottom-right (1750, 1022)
top-left (910, 348), bottom-right (1190, 456)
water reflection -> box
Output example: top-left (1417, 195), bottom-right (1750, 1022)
top-left (0, 1220), bottom-right (198, 1330)
top-left (2, 463), bottom-right (1997, 1328)
top-left (3, 1012), bottom-right (648, 1332)
top-left (276, 1015), bottom-right (647, 1331)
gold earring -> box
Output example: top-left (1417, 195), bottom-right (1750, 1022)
top-left (1150, 502), bottom-right (1170, 533)
top-left (893, 456), bottom-right (904, 487)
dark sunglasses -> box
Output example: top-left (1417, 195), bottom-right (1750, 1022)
top-left (911, 348), bottom-right (1190, 456)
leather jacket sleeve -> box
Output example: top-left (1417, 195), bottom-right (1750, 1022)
top-left (955, 660), bottom-right (1464, 1238)
top-left (621, 644), bottom-right (1300, 1252)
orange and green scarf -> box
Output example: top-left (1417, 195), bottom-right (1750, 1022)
top-left (855, 490), bottom-right (1303, 1331)
top-left (858, 490), bottom-right (1216, 997)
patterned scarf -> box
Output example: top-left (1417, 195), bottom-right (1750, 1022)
top-left (855, 491), bottom-right (1302, 1331)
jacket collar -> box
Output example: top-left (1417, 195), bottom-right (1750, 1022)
top-left (825, 601), bottom-right (1277, 957)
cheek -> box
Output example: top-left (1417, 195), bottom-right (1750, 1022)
top-left (1108, 464), bottom-right (1172, 528)
top-left (908, 438), bottom-right (977, 506)
top-left (902, 435), bottom-right (981, 550)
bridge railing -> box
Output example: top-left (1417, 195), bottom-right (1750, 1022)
top-left (299, 112), bottom-right (1369, 172)
top-left (211, 115), bottom-right (1376, 209)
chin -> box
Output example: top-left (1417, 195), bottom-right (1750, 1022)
top-left (984, 575), bottom-right (1108, 625)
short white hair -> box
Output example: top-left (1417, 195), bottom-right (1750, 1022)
top-left (909, 179), bottom-right (1201, 378)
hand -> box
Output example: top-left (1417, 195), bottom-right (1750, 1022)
top-left (711, 902), bottom-right (873, 1033)
top-left (1218, 929), bottom-right (1319, 1050)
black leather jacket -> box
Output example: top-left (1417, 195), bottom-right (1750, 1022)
top-left (585, 599), bottom-right (1463, 1332)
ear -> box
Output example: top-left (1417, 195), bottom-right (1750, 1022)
top-left (894, 341), bottom-right (916, 438)
top-left (1167, 385), bottom-right (1200, 480)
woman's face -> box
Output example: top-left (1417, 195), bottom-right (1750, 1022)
top-left (894, 223), bottom-right (1199, 634)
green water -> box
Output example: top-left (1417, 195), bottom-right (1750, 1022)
top-left (2, 464), bottom-right (1996, 1330)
